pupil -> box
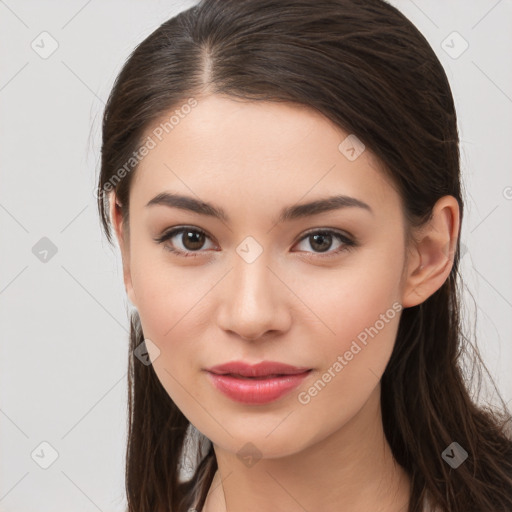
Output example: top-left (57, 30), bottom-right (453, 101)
top-left (311, 234), bottom-right (331, 252)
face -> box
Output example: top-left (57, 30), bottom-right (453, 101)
top-left (113, 94), bottom-right (413, 458)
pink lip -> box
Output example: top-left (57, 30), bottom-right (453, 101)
top-left (204, 360), bottom-right (312, 404)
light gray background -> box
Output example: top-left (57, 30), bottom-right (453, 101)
top-left (1, 1), bottom-right (511, 510)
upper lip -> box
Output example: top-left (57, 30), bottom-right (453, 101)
top-left (206, 360), bottom-right (312, 378)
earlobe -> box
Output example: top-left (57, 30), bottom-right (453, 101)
top-left (108, 192), bottom-right (137, 308)
top-left (401, 196), bottom-right (460, 308)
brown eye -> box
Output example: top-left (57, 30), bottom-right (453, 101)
top-left (180, 230), bottom-right (206, 251)
top-left (294, 229), bottom-right (356, 258)
top-left (309, 233), bottom-right (333, 252)
top-left (154, 226), bottom-right (216, 257)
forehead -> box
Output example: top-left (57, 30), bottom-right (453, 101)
top-left (130, 94), bottom-right (400, 218)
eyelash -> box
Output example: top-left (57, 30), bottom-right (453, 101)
top-left (153, 226), bottom-right (357, 260)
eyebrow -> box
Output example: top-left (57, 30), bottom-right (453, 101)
top-left (145, 192), bottom-right (373, 224)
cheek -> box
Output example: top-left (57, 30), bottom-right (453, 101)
top-left (291, 269), bottom-right (402, 440)
top-left (129, 244), bottom-right (206, 338)
top-left (304, 286), bottom-right (400, 392)
top-left (129, 258), bottom-right (209, 420)
top-left (308, 253), bottom-right (403, 345)
top-left (296, 246), bottom-right (404, 402)
top-left (128, 250), bottom-right (218, 414)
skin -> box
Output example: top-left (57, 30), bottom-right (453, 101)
top-left (109, 94), bottom-right (460, 512)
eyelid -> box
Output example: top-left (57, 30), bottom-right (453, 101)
top-left (297, 227), bottom-right (354, 242)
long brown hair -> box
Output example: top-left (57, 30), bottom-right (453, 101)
top-left (96, 1), bottom-right (512, 510)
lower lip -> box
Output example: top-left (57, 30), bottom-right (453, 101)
top-left (205, 371), bottom-right (311, 404)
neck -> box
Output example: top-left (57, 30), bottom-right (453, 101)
top-left (202, 386), bottom-right (411, 512)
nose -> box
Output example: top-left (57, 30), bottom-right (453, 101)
top-left (216, 256), bottom-right (292, 342)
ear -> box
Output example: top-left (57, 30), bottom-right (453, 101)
top-left (108, 192), bottom-right (137, 307)
top-left (401, 195), bottom-right (460, 308)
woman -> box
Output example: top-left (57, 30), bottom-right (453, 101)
top-left (96, 0), bottom-right (512, 510)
